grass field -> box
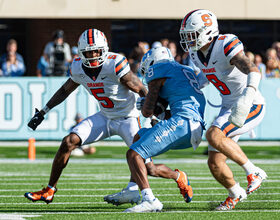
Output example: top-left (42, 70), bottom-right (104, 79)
top-left (0, 145), bottom-right (279, 219)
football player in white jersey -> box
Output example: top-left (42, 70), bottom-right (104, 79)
top-left (180, 9), bottom-right (267, 210)
top-left (24, 28), bottom-right (149, 204)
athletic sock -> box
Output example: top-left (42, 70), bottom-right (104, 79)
top-left (227, 182), bottom-right (243, 198)
top-left (242, 160), bottom-right (257, 176)
top-left (47, 185), bottom-right (56, 191)
top-left (175, 170), bottom-right (180, 182)
top-left (141, 188), bottom-right (155, 201)
top-left (126, 182), bottom-right (139, 191)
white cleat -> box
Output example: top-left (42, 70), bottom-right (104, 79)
top-left (216, 188), bottom-right (247, 211)
top-left (123, 198), bottom-right (163, 213)
top-left (247, 167), bottom-right (268, 194)
top-left (104, 188), bottom-right (141, 206)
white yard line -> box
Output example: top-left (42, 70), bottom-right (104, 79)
top-left (1, 140), bottom-right (280, 147)
top-left (1, 186), bottom-right (280, 192)
top-left (0, 214), bottom-right (41, 220)
top-left (4, 210), bottom-right (280, 214)
top-left (1, 192), bottom-right (280, 198)
top-left (0, 179), bottom-right (278, 185)
top-left (0, 175), bottom-right (279, 180)
top-left (1, 158), bottom-right (280, 164)
top-left (0, 200), bottom-right (279, 205)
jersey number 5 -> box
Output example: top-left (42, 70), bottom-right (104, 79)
top-left (90, 88), bottom-right (114, 108)
top-left (206, 74), bottom-right (231, 95)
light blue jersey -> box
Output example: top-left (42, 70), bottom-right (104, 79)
top-left (130, 61), bottom-right (206, 159)
top-left (146, 61), bottom-right (205, 123)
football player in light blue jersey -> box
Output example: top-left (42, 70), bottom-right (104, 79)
top-left (123, 47), bottom-right (206, 213)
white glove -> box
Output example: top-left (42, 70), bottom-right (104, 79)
top-left (229, 87), bottom-right (255, 128)
top-left (136, 97), bottom-right (145, 110)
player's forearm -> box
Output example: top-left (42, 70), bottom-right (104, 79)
top-left (127, 81), bottom-right (148, 97)
top-left (142, 80), bottom-right (162, 117)
top-left (231, 52), bottom-right (259, 75)
top-left (120, 71), bottom-right (148, 96)
top-left (142, 87), bottom-right (158, 117)
top-left (41, 86), bottom-right (71, 116)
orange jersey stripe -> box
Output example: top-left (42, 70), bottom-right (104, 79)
top-left (115, 59), bottom-right (128, 73)
top-left (224, 38), bottom-right (240, 54)
top-left (223, 123), bottom-right (235, 135)
top-left (137, 117), bottom-right (141, 129)
top-left (88, 29), bottom-right (93, 45)
top-left (246, 104), bottom-right (262, 119)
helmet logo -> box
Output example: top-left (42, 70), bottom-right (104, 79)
top-left (201, 14), bottom-right (212, 27)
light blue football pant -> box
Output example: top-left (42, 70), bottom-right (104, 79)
top-left (130, 115), bottom-right (203, 159)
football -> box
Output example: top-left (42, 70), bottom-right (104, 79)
top-left (154, 96), bottom-right (168, 116)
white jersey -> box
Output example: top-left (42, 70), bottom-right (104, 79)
top-left (70, 52), bottom-right (139, 119)
top-left (190, 34), bottom-right (265, 108)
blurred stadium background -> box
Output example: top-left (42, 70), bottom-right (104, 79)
top-left (0, 0), bottom-right (280, 141)
top-left (0, 0), bottom-right (280, 219)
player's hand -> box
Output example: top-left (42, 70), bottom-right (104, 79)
top-left (229, 87), bottom-right (255, 128)
top-left (150, 118), bottom-right (159, 127)
top-left (28, 108), bottom-right (45, 131)
top-left (136, 97), bottom-right (145, 110)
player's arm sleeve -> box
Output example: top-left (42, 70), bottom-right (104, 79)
top-left (188, 59), bottom-right (209, 89)
top-left (145, 64), bottom-right (169, 84)
top-left (223, 34), bottom-right (244, 63)
top-left (114, 55), bottom-right (130, 79)
top-left (196, 71), bottom-right (209, 89)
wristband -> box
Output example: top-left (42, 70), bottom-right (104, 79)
top-left (42, 105), bottom-right (50, 114)
top-left (247, 72), bottom-right (261, 91)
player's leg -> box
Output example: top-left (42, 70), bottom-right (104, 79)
top-left (24, 132), bottom-right (81, 203)
top-left (124, 117), bottom-right (197, 212)
top-left (49, 133), bottom-right (81, 187)
top-left (207, 128), bottom-right (248, 211)
top-left (225, 105), bottom-right (267, 194)
top-left (124, 148), bottom-right (163, 213)
top-left (104, 117), bottom-right (142, 205)
top-left (207, 105), bottom-right (266, 210)
top-left (136, 127), bottom-right (178, 180)
top-left (49, 112), bottom-right (109, 186)
top-left (24, 112), bottom-right (109, 204)
top-left (206, 126), bottom-right (248, 166)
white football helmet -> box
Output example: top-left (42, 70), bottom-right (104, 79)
top-left (140, 47), bottom-right (174, 76)
top-left (180, 9), bottom-right (219, 52)
top-left (78, 29), bottom-right (109, 68)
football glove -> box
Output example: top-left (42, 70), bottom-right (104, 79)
top-left (154, 97), bottom-right (168, 116)
top-left (136, 97), bottom-right (145, 110)
top-left (151, 118), bottom-right (159, 127)
top-left (28, 108), bottom-right (45, 131)
top-left (229, 87), bottom-right (255, 128)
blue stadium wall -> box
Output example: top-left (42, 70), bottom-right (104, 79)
top-left (0, 77), bottom-right (279, 141)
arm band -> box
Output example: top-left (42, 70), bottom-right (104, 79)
top-left (42, 105), bottom-right (51, 114)
top-left (247, 72), bottom-right (261, 91)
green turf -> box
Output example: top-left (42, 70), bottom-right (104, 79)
top-left (0, 145), bottom-right (279, 219)
top-left (0, 145), bottom-right (279, 159)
